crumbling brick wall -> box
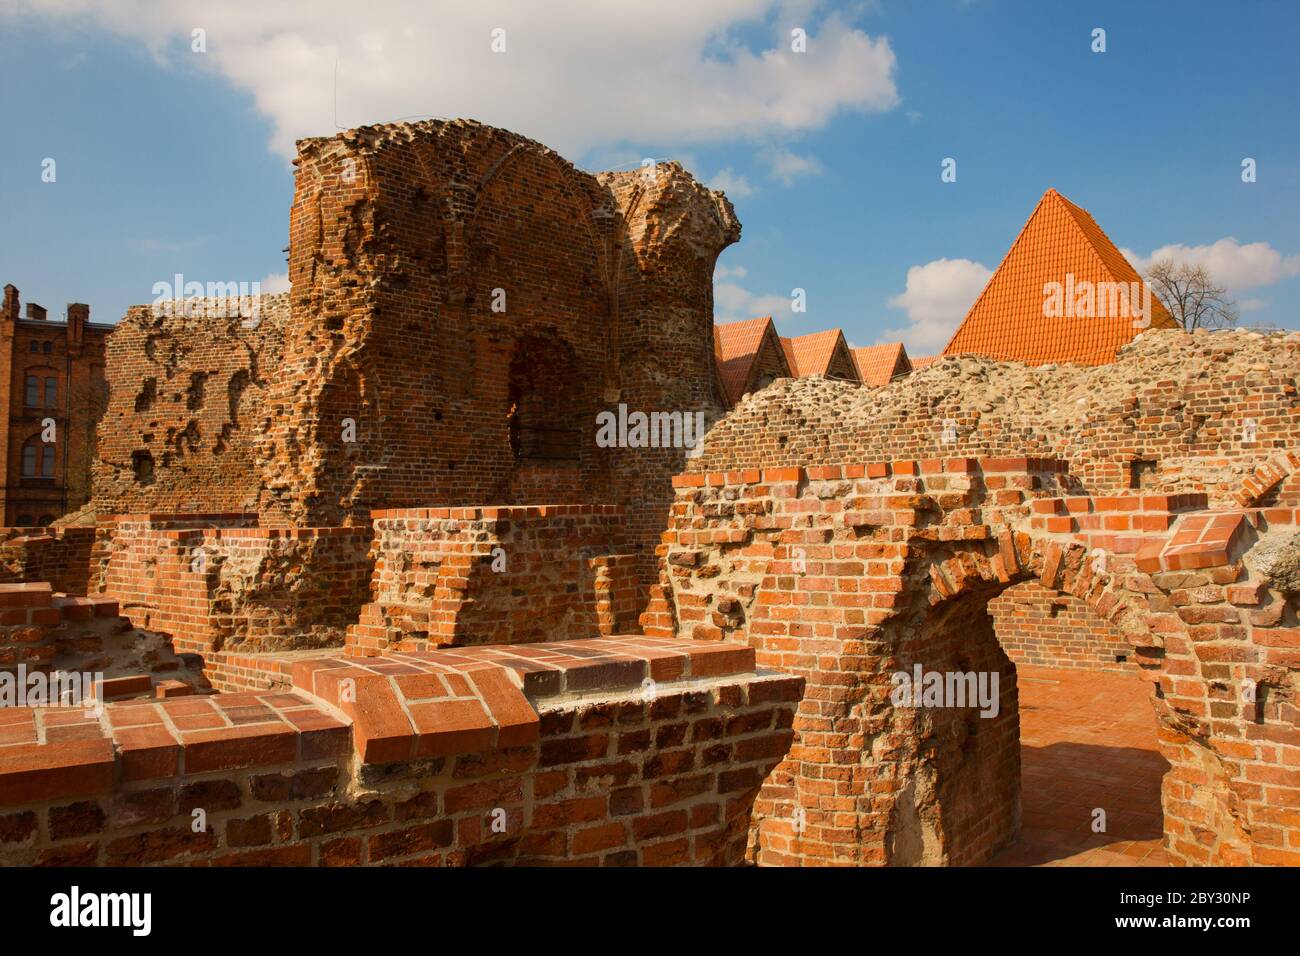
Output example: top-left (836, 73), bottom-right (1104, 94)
top-left (254, 120), bottom-right (737, 592)
top-left (651, 455), bottom-right (1300, 867)
top-left (87, 296), bottom-right (290, 516)
top-left (692, 329), bottom-right (1300, 504)
top-left (92, 514), bottom-right (370, 654)
top-left (0, 525), bottom-right (94, 595)
top-left (83, 122), bottom-right (736, 604)
top-left (348, 504), bottom-right (637, 655)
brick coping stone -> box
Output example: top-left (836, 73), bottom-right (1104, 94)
top-left (0, 635), bottom-right (764, 806)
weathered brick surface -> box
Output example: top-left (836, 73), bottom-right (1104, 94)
top-left (85, 295), bottom-right (290, 516)
top-left (0, 637), bottom-right (799, 867)
top-left (0, 525), bottom-right (94, 595)
top-left (81, 122), bottom-right (738, 607)
top-left (349, 504), bottom-right (636, 654)
top-left (691, 329), bottom-right (1300, 505)
top-left (653, 458), bottom-right (1300, 866)
top-left (90, 513), bottom-right (371, 654)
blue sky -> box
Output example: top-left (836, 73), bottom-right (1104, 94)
top-left (2, 0), bottom-right (1297, 355)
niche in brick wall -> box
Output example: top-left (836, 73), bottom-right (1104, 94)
top-left (1129, 458), bottom-right (1158, 490)
top-left (132, 450), bottom-right (155, 484)
top-left (507, 333), bottom-right (583, 464)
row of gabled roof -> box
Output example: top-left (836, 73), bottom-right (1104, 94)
top-left (714, 188), bottom-right (1176, 407)
top-left (713, 317), bottom-right (916, 406)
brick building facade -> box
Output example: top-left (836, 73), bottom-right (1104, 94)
top-left (0, 285), bottom-right (109, 527)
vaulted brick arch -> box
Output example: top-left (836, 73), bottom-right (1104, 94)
top-left (647, 456), bottom-right (1294, 866)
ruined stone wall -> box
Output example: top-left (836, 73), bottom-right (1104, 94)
top-left (88, 296), bottom-right (290, 516)
top-left (647, 458), bottom-right (1300, 866)
top-left (690, 329), bottom-right (1300, 505)
top-left (248, 121), bottom-right (736, 596)
top-left (92, 514), bottom-right (370, 654)
top-left (347, 504), bottom-right (637, 655)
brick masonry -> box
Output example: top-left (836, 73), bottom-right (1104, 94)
top-left (0, 636), bottom-right (800, 867)
top-left (82, 120), bottom-right (740, 607)
top-left (348, 504), bottom-right (638, 655)
top-left (990, 581), bottom-right (1137, 672)
top-left (649, 457), bottom-right (1300, 866)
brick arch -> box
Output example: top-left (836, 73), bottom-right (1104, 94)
top-left (648, 457), bottom-right (1282, 865)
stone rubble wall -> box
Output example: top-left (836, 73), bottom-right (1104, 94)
top-left (692, 328), bottom-right (1300, 505)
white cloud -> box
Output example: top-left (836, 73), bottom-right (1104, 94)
top-left (710, 168), bottom-right (754, 198)
top-left (880, 257), bottom-right (991, 353)
top-left (714, 263), bottom-right (748, 280)
top-left (6, 2), bottom-right (900, 160)
top-left (259, 272), bottom-right (291, 294)
top-left (1119, 238), bottom-right (1300, 292)
top-left (761, 147), bottom-right (823, 185)
top-left (713, 281), bottom-right (793, 324)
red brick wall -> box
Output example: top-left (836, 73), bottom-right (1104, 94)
top-left (348, 504), bottom-right (635, 654)
top-left (990, 581), bottom-right (1136, 672)
top-left (85, 122), bottom-right (737, 605)
top-left (650, 458), bottom-right (1300, 866)
top-left (690, 332), bottom-right (1300, 507)
top-left (0, 525), bottom-right (95, 595)
top-left (0, 637), bottom-right (800, 867)
top-left (93, 514), bottom-right (370, 654)
top-left (88, 296), bottom-right (289, 516)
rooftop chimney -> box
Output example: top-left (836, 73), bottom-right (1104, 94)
top-left (26, 303), bottom-right (47, 321)
top-left (67, 302), bottom-right (88, 351)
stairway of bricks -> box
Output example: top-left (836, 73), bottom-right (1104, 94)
top-left (0, 582), bottom-right (206, 701)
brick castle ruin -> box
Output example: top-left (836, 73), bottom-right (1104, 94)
top-left (0, 120), bottom-right (1296, 867)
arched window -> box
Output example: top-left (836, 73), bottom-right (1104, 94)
top-left (37, 515), bottom-right (54, 526)
top-left (44, 377), bottom-right (57, 406)
top-left (24, 375), bottom-right (38, 407)
top-left (28, 341), bottom-right (38, 353)
top-left (42, 341), bottom-right (52, 354)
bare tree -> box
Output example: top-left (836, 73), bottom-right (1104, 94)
top-left (1144, 259), bottom-right (1239, 330)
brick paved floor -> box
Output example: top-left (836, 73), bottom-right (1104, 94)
top-left (987, 664), bottom-right (1170, 867)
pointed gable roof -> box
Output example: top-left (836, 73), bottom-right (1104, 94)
top-left (943, 188), bottom-right (1176, 366)
top-left (714, 316), bottom-right (791, 405)
top-left (779, 328), bottom-right (859, 381)
top-left (852, 343), bottom-right (912, 387)
top-left (910, 355), bottom-right (939, 371)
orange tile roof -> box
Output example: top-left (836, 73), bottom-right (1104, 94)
top-left (943, 188), bottom-right (1176, 366)
top-left (779, 329), bottom-right (855, 379)
top-left (714, 316), bottom-right (790, 405)
top-left (910, 355), bottom-right (939, 370)
top-left (851, 343), bottom-right (911, 387)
